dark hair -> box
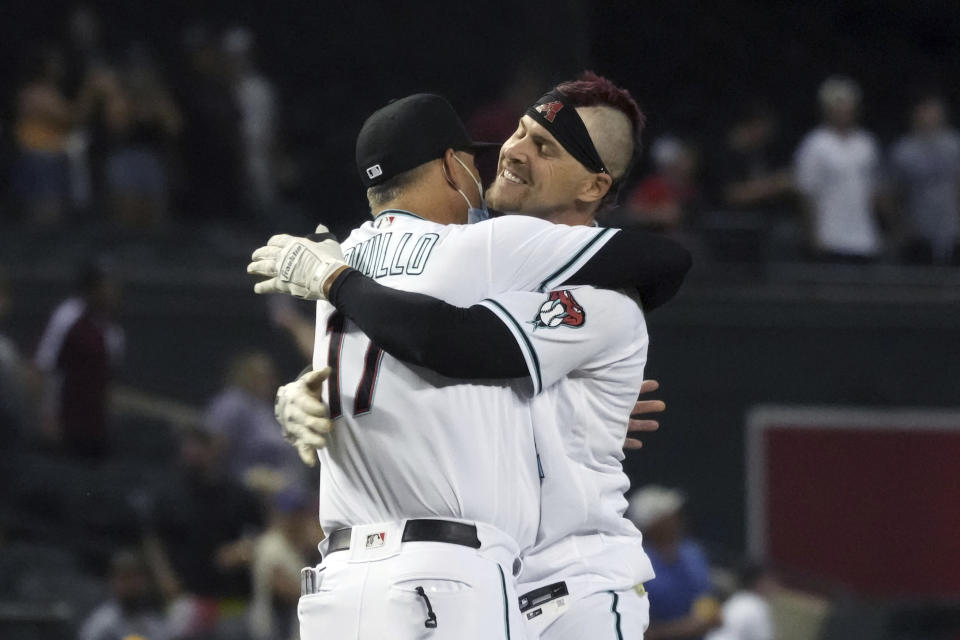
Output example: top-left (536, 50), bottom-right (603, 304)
top-left (737, 99), bottom-right (777, 125)
top-left (110, 549), bottom-right (147, 574)
top-left (555, 71), bottom-right (645, 206)
top-left (737, 561), bottom-right (767, 590)
top-left (366, 161), bottom-right (433, 210)
top-left (556, 71), bottom-right (645, 145)
top-left (76, 255), bottom-right (115, 295)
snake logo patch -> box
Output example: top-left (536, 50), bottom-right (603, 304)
top-left (530, 290), bottom-right (585, 330)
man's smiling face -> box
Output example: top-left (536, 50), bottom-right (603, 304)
top-left (485, 115), bottom-right (598, 218)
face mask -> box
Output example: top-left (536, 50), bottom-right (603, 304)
top-left (467, 206), bottom-right (490, 224)
top-left (450, 154), bottom-right (489, 223)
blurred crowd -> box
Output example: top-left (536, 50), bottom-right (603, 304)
top-left (0, 6), bottom-right (282, 230)
top-left (611, 77), bottom-right (959, 266)
top-left (1, 5), bottom-right (957, 270)
top-left (1, 5), bottom-right (958, 640)
top-left (468, 72), bottom-right (960, 267)
top-left (0, 255), bottom-right (815, 640)
top-left (0, 255), bottom-right (323, 640)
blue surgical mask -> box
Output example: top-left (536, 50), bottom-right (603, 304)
top-left (453, 155), bottom-right (489, 224)
top-left (467, 206), bottom-right (490, 224)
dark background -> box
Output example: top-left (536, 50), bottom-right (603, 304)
top-left (3, 0), bottom-right (958, 236)
top-left (1, 2), bottom-right (959, 636)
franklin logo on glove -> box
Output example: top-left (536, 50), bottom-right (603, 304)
top-left (281, 244), bottom-right (305, 281)
top-left (247, 225), bottom-right (348, 301)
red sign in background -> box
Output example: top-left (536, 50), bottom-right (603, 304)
top-left (762, 424), bottom-right (960, 598)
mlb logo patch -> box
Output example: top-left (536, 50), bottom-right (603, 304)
top-left (365, 532), bottom-right (386, 548)
top-left (366, 164), bottom-right (383, 179)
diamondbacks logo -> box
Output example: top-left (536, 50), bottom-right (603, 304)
top-left (530, 290), bottom-right (585, 330)
top-left (535, 101), bottom-right (564, 123)
top-left (365, 532), bottom-right (386, 548)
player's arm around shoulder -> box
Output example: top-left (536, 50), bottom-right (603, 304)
top-left (479, 285), bottom-right (642, 394)
top-left (463, 215), bottom-right (617, 293)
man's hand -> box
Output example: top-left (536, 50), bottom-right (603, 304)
top-left (275, 368), bottom-right (334, 466)
top-left (247, 225), bottom-right (347, 301)
top-left (624, 379), bottom-right (665, 450)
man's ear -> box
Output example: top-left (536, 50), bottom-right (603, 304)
top-left (440, 148), bottom-right (459, 188)
top-left (579, 172), bottom-right (614, 205)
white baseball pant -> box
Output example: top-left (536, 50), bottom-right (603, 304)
top-left (298, 519), bottom-right (527, 640)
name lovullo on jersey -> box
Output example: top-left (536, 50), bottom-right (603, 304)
top-left (344, 232), bottom-right (439, 280)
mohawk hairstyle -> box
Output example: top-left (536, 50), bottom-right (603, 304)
top-left (556, 71), bottom-right (645, 142)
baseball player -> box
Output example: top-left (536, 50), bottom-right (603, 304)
top-left (261, 73), bottom-right (672, 639)
top-left (248, 92), bottom-right (690, 639)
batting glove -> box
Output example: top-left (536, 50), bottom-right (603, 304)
top-left (248, 225), bottom-right (346, 301)
top-left (275, 368), bottom-right (333, 466)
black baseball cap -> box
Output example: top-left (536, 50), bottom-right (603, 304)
top-left (356, 93), bottom-right (498, 188)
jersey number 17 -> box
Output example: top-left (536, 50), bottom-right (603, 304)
top-left (325, 312), bottom-right (384, 420)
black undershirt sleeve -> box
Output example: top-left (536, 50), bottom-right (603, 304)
top-left (329, 269), bottom-right (529, 379)
top-left (328, 227), bottom-right (692, 380)
top-left (564, 227), bottom-right (692, 311)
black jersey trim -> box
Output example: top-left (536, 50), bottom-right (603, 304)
top-left (481, 299), bottom-right (543, 394)
top-left (610, 590), bottom-right (623, 640)
top-left (537, 227), bottom-right (616, 292)
top-left (499, 564), bottom-right (512, 640)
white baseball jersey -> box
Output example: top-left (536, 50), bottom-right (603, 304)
top-left (311, 210), bottom-right (617, 550)
top-left (480, 286), bottom-right (656, 590)
top-left (794, 126), bottom-right (881, 255)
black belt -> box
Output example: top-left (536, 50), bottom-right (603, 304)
top-left (326, 519), bottom-right (481, 554)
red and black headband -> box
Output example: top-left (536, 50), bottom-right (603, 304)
top-left (525, 90), bottom-right (608, 175)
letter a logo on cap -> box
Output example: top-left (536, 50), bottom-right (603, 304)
top-left (366, 164), bottom-right (383, 179)
top-left (536, 101), bottom-right (564, 123)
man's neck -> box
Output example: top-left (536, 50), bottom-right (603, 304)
top-left (544, 207), bottom-right (598, 228)
top-left (375, 193), bottom-right (465, 226)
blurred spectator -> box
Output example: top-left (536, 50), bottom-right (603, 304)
top-left (0, 272), bottom-right (27, 447)
top-left (63, 5), bottom-right (108, 97)
top-left (705, 563), bottom-right (778, 640)
top-left (224, 26), bottom-right (278, 213)
top-left (794, 76), bottom-right (882, 262)
top-left (62, 5), bottom-right (107, 213)
top-left (143, 424), bottom-right (264, 638)
top-left (624, 136), bottom-right (702, 231)
top-left (204, 351), bottom-right (306, 490)
top-left (102, 44), bottom-right (182, 227)
top-left (628, 486), bottom-right (721, 640)
top-left (268, 295), bottom-right (316, 361)
top-left (248, 485), bottom-right (321, 640)
top-left (11, 46), bottom-right (74, 224)
top-left (175, 25), bottom-right (243, 220)
top-left (887, 95), bottom-right (960, 265)
top-left (78, 549), bottom-right (172, 640)
top-left (715, 103), bottom-right (794, 214)
top-left (33, 256), bottom-right (124, 458)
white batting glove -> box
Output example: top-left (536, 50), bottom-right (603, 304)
top-left (247, 225), bottom-right (346, 301)
top-left (275, 368), bottom-right (333, 467)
